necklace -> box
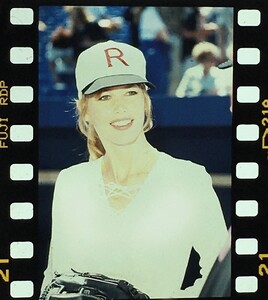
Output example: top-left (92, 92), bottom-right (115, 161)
top-left (102, 181), bottom-right (143, 211)
top-left (103, 181), bottom-right (142, 200)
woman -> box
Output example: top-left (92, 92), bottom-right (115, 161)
top-left (41, 40), bottom-right (228, 298)
top-left (175, 41), bottom-right (231, 97)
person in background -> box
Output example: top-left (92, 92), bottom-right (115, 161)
top-left (46, 26), bottom-right (74, 90)
top-left (123, 7), bottom-right (143, 48)
top-left (198, 7), bottom-right (233, 63)
top-left (157, 7), bottom-right (184, 95)
top-left (66, 6), bottom-right (108, 59)
top-left (84, 6), bottom-right (123, 38)
top-left (84, 6), bottom-right (108, 20)
top-left (138, 7), bottom-right (171, 95)
top-left (46, 6), bottom-right (109, 89)
top-left (175, 41), bottom-right (231, 98)
top-left (180, 7), bottom-right (200, 75)
top-left (180, 7), bottom-right (220, 80)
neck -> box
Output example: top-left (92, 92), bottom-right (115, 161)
top-left (101, 134), bottom-right (157, 185)
top-left (203, 66), bottom-right (210, 76)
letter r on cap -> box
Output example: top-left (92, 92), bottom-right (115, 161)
top-left (104, 48), bottom-right (129, 67)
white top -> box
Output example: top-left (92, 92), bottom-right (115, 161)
top-left (175, 64), bottom-right (231, 98)
top-left (139, 7), bottom-right (167, 41)
top-left (41, 152), bottom-right (228, 298)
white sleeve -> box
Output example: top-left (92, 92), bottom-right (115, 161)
top-left (180, 166), bottom-right (229, 297)
top-left (40, 169), bottom-right (70, 293)
top-left (175, 69), bottom-right (191, 98)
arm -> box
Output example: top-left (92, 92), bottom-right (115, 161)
top-left (40, 170), bottom-right (70, 293)
top-left (156, 29), bottom-right (170, 44)
top-left (181, 167), bottom-right (229, 297)
top-left (175, 69), bottom-right (191, 98)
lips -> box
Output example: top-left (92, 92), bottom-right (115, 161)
top-left (110, 118), bottom-right (133, 130)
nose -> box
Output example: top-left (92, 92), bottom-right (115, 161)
top-left (113, 97), bottom-right (127, 113)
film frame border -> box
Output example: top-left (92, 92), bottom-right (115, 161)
top-left (0, 1), bottom-right (38, 299)
top-left (0, 0), bottom-right (267, 299)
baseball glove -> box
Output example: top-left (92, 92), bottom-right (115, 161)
top-left (40, 269), bottom-right (150, 300)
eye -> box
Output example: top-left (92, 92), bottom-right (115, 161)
top-left (98, 94), bottom-right (110, 101)
top-left (126, 90), bottom-right (138, 96)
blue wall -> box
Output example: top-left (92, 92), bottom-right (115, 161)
top-left (39, 95), bottom-right (232, 174)
top-left (39, 95), bottom-right (231, 128)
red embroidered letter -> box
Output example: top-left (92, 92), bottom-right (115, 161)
top-left (104, 48), bottom-right (129, 67)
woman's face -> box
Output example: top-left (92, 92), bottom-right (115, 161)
top-left (85, 84), bottom-right (146, 147)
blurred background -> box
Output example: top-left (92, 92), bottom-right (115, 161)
top-left (38, 5), bottom-right (233, 292)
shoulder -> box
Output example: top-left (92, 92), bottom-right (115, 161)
top-left (158, 152), bottom-right (213, 191)
top-left (157, 153), bottom-right (219, 216)
top-left (56, 159), bottom-right (100, 185)
top-left (61, 159), bottom-right (97, 174)
top-left (210, 66), bottom-right (222, 76)
top-left (160, 152), bottom-right (205, 175)
top-left (52, 159), bottom-right (102, 202)
top-left (159, 153), bottom-right (222, 213)
top-left (185, 64), bottom-right (203, 76)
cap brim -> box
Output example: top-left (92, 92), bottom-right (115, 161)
top-left (82, 74), bottom-right (155, 95)
top-left (217, 59), bottom-right (233, 69)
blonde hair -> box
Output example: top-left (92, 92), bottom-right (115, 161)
top-left (76, 84), bottom-right (153, 160)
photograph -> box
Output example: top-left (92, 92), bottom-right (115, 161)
top-left (0, 1), bottom-right (267, 300)
top-left (38, 5), bottom-right (232, 299)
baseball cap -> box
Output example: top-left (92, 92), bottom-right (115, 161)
top-left (75, 40), bottom-right (155, 97)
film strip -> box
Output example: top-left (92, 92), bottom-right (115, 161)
top-left (0, 1), bottom-right (37, 299)
top-left (233, 1), bottom-right (268, 297)
top-left (0, 0), bottom-right (267, 299)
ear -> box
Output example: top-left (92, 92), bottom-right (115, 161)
top-left (84, 117), bottom-right (90, 126)
top-left (84, 111), bottom-right (93, 127)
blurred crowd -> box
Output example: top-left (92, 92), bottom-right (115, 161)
top-left (39, 6), bottom-right (233, 98)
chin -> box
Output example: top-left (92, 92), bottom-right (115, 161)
top-left (99, 125), bottom-right (144, 148)
top-left (113, 136), bottom-right (141, 147)
top-left (110, 130), bottom-right (144, 147)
